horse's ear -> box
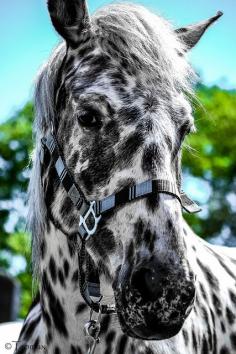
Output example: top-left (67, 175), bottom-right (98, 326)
top-left (47, 0), bottom-right (90, 47)
top-left (175, 11), bottom-right (223, 51)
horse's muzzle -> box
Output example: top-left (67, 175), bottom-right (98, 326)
top-left (113, 260), bottom-right (196, 340)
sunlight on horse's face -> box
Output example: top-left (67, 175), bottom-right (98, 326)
top-left (50, 42), bottom-right (197, 339)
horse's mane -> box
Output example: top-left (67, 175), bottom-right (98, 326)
top-left (28, 3), bottom-right (195, 276)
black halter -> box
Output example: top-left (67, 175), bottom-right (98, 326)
top-left (40, 130), bottom-right (201, 314)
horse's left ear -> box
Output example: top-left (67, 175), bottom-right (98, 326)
top-left (47, 0), bottom-right (91, 47)
top-left (175, 11), bottom-right (223, 51)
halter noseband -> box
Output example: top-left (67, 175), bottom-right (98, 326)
top-left (40, 130), bottom-right (201, 315)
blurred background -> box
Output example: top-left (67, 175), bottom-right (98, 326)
top-left (0, 0), bottom-right (235, 321)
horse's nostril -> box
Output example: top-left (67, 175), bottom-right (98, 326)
top-left (131, 267), bottom-right (163, 301)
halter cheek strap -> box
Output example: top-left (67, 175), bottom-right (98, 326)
top-left (41, 132), bottom-right (201, 314)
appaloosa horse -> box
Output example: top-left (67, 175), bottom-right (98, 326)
top-left (16, 1), bottom-right (236, 353)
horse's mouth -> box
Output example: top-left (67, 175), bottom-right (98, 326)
top-left (116, 309), bottom-right (184, 340)
top-left (114, 285), bottom-right (195, 340)
top-left (127, 324), bottom-right (183, 340)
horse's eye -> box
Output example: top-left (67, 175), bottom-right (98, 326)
top-left (77, 113), bottom-right (101, 128)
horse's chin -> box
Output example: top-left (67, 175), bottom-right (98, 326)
top-left (126, 322), bottom-right (184, 340)
top-left (118, 312), bottom-right (185, 340)
top-left (115, 290), bottom-right (194, 341)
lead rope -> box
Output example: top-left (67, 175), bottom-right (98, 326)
top-left (78, 236), bottom-right (116, 314)
top-left (78, 237), bottom-right (100, 313)
top-left (78, 237), bottom-right (115, 354)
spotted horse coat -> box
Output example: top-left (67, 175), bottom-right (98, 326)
top-left (16, 1), bottom-right (236, 354)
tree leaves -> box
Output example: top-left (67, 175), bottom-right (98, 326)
top-left (0, 103), bottom-right (33, 317)
top-left (183, 84), bottom-right (236, 244)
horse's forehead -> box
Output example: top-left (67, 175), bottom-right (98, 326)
top-left (62, 47), bottom-right (193, 134)
top-left (65, 48), bottom-right (166, 99)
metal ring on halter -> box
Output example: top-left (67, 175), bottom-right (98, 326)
top-left (79, 201), bottom-right (102, 241)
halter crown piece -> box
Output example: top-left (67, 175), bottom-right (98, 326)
top-left (40, 127), bottom-right (201, 316)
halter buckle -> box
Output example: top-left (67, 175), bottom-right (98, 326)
top-left (79, 201), bottom-right (101, 241)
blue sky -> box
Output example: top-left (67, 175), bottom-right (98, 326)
top-left (0, 0), bottom-right (235, 122)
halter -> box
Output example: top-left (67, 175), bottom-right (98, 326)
top-left (40, 128), bottom-right (201, 316)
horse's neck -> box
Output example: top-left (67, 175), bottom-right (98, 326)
top-left (178, 223), bottom-right (236, 353)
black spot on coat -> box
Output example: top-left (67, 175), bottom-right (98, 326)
top-left (230, 332), bottom-right (236, 349)
top-left (197, 258), bottom-right (219, 290)
top-left (75, 302), bottom-right (87, 315)
top-left (49, 257), bottom-right (57, 283)
top-left (42, 272), bottom-right (68, 337)
top-left (220, 346), bottom-right (230, 354)
top-left (117, 335), bottom-right (128, 354)
top-left (23, 315), bottom-right (41, 340)
top-left (63, 259), bottom-right (70, 278)
top-left (226, 306), bottom-right (235, 325)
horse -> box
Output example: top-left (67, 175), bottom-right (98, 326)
top-left (15, 1), bottom-right (236, 353)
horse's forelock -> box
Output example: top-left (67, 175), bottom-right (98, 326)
top-left (93, 4), bottom-right (196, 93)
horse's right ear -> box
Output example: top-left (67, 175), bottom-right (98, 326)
top-left (47, 0), bottom-right (91, 47)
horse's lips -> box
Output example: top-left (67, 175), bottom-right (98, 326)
top-left (131, 322), bottom-right (184, 340)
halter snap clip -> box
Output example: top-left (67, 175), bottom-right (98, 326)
top-left (84, 305), bottom-right (102, 354)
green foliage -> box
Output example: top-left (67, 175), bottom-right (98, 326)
top-left (183, 85), bottom-right (236, 241)
top-left (0, 85), bottom-right (235, 318)
top-left (0, 103), bottom-right (33, 317)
